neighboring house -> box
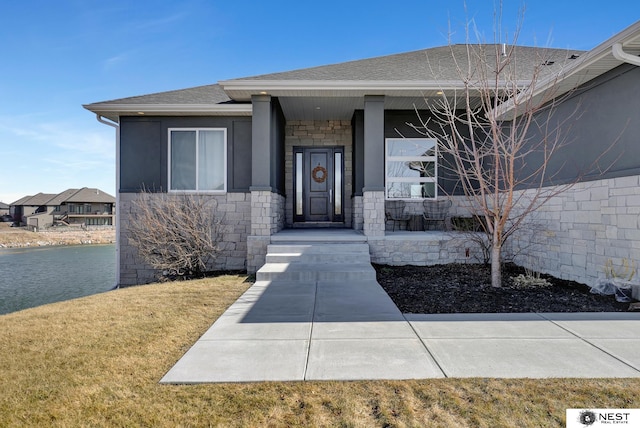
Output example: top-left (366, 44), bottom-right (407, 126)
top-left (10, 188), bottom-right (115, 229)
top-left (0, 202), bottom-right (9, 217)
top-left (85, 21), bottom-right (640, 287)
top-left (9, 195), bottom-right (32, 223)
top-left (14, 193), bottom-right (57, 229)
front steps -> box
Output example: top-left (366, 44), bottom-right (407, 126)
top-left (257, 243), bottom-right (376, 282)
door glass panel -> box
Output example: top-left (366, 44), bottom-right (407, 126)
top-left (295, 152), bottom-right (303, 216)
top-left (334, 152), bottom-right (342, 215)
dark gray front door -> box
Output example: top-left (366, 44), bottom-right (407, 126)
top-left (294, 146), bottom-right (344, 223)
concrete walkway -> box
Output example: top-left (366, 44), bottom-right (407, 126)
top-left (161, 280), bottom-right (640, 383)
top-left (161, 229), bottom-right (640, 383)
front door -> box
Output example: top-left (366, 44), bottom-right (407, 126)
top-left (294, 146), bottom-right (344, 223)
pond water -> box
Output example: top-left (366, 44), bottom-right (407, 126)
top-left (0, 244), bottom-right (116, 315)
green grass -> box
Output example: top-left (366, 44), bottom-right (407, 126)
top-left (1, 275), bottom-right (639, 427)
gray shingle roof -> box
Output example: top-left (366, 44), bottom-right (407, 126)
top-left (86, 44), bottom-right (584, 107)
top-left (231, 45), bottom-right (584, 81)
top-left (87, 84), bottom-right (233, 106)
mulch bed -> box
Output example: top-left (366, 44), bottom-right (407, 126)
top-left (374, 263), bottom-right (633, 313)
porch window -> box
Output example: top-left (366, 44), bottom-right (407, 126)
top-left (169, 128), bottom-right (227, 192)
top-left (385, 138), bottom-right (437, 199)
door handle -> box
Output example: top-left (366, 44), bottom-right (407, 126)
top-left (329, 189), bottom-right (332, 204)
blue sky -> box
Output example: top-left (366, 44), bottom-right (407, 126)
top-left (0, 1), bottom-right (637, 204)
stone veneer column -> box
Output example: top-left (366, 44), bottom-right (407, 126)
top-left (352, 195), bottom-right (364, 230)
top-left (247, 189), bottom-right (283, 273)
top-left (363, 191), bottom-right (385, 236)
top-left (246, 94), bottom-right (282, 273)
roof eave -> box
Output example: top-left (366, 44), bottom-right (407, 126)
top-left (495, 20), bottom-right (640, 120)
top-left (219, 79), bottom-right (533, 100)
top-left (83, 103), bottom-right (253, 122)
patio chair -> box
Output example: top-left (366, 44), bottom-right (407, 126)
top-left (423, 199), bottom-right (452, 231)
top-left (385, 200), bottom-right (410, 231)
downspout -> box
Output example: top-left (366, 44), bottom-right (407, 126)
top-left (612, 43), bottom-right (640, 67)
top-left (95, 114), bottom-right (121, 289)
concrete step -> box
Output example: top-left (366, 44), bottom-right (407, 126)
top-left (265, 243), bottom-right (371, 264)
top-left (256, 262), bottom-right (377, 282)
top-left (270, 230), bottom-right (367, 244)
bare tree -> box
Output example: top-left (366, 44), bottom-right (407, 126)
top-left (409, 10), bottom-right (585, 287)
top-left (128, 190), bottom-right (222, 280)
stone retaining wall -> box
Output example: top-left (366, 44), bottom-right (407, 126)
top-left (368, 232), bottom-right (486, 266)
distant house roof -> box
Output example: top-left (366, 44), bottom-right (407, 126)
top-left (0, 202), bottom-right (9, 210)
top-left (10, 188), bottom-right (115, 207)
top-left (21, 193), bottom-right (57, 206)
top-left (10, 195), bottom-right (32, 206)
top-left (46, 188), bottom-right (80, 206)
top-left (63, 188), bottom-right (115, 204)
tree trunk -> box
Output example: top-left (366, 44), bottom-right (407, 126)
top-left (491, 243), bottom-right (502, 288)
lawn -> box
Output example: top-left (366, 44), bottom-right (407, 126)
top-left (1, 275), bottom-right (638, 427)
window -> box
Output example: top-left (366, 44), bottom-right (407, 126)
top-left (168, 128), bottom-right (226, 192)
top-left (385, 138), bottom-right (437, 199)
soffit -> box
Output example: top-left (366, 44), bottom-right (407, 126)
top-left (279, 94), bottom-right (484, 120)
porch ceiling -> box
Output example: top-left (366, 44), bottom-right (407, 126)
top-left (279, 94), bottom-right (479, 120)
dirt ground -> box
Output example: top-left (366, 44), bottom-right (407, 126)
top-left (0, 222), bottom-right (115, 248)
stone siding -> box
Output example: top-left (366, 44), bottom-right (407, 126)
top-left (363, 191), bottom-right (385, 236)
top-left (352, 196), bottom-right (363, 230)
top-left (247, 190), bottom-right (285, 273)
top-left (118, 192), bottom-right (251, 286)
top-left (508, 175), bottom-right (640, 287)
top-left (284, 120), bottom-right (353, 227)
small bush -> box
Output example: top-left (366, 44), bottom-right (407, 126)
top-left (128, 191), bottom-right (223, 280)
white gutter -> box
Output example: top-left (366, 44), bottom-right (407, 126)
top-left (612, 43), bottom-right (640, 66)
top-left (95, 114), bottom-right (121, 289)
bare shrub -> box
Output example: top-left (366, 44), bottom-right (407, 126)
top-left (128, 191), bottom-right (222, 280)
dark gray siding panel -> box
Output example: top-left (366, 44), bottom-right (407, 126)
top-left (352, 110), bottom-right (365, 196)
top-left (119, 116), bottom-right (252, 193)
top-left (515, 63), bottom-right (640, 187)
top-left (120, 119), bottom-right (163, 192)
top-left (273, 98), bottom-right (286, 195)
top-left (230, 120), bottom-right (252, 192)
